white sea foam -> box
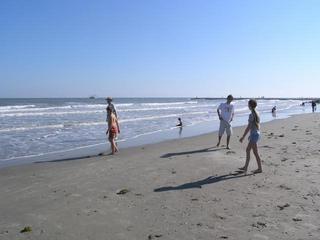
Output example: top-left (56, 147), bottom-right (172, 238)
top-left (0, 110), bottom-right (105, 117)
top-left (119, 111), bottom-right (208, 123)
top-left (0, 98), bottom-right (309, 162)
top-left (118, 104), bottom-right (217, 112)
top-left (141, 101), bottom-right (197, 106)
top-left (0, 105), bottom-right (36, 112)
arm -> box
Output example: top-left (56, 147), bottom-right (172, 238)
top-left (230, 111), bottom-right (234, 122)
top-left (217, 108), bottom-right (222, 120)
top-left (116, 119), bottom-right (120, 134)
top-left (106, 118), bottom-right (110, 134)
top-left (239, 124), bottom-right (250, 143)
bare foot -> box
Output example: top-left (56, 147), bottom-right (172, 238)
top-left (252, 169), bottom-right (262, 174)
top-left (237, 169), bottom-right (247, 175)
top-left (216, 143), bottom-right (220, 147)
top-left (236, 168), bottom-right (247, 174)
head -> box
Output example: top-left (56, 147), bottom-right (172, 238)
top-left (226, 95), bottom-right (234, 103)
top-left (106, 97), bottom-right (112, 104)
top-left (248, 99), bottom-right (257, 110)
top-left (178, 118), bottom-right (181, 121)
top-left (248, 99), bottom-right (260, 128)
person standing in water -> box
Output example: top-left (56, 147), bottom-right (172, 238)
top-left (216, 95), bottom-right (235, 149)
top-left (271, 106), bottom-right (277, 117)
top-left (176, 118), bottom-right (183, 127)
top-left (312, 101), bottom-right (317, 112)
top-left (239, 99), bottom-right (262, 174)
top-left (106, 106), bottom-right (120, 154)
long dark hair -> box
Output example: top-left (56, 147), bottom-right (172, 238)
top-left (249, 99), bottom-right (260, 129)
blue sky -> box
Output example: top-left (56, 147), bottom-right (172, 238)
top-left (1, 0), bottom-right (320, 98)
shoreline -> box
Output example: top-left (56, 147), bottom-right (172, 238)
top-left (1, 113), bottom-right (320, 239)
top-left (0, 108), bottom-right (313, 169)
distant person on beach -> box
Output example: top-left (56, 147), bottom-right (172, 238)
top-left (216, 95), bottom-right (234, 149)
top-left (106, 106), bottom-right (120, 154)
top-left (271, 106), bottom-right (277, 117)
top-left (106, 97), bottom-right (118, 119)
top-left (312, 101), bottom-right (317, 112)
top-left (239, 99), bottom-right (262, 174)
top-left (176, 118), bottom-right (183, 127)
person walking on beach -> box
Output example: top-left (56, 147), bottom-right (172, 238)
top-left (216, 95), bottom-right (234, 149)
top-left (106, 106), bottom-right (120, 154)
top-left (106, 97), bottom-right (118, 119)
top-left (239, 99), bottom-right (262, 174)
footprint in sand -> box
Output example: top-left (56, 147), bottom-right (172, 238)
top-left (277, 203), bottom-right (290, 210)
top-left (148, 234), bottom-right (163, 239)
top-left (226, 151), bottom-right (236, 155)
top-left (278, 184), bottom-right (292, 190)
top-left (261, 145), bottom-right (274, 149)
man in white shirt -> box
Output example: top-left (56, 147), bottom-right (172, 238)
top-left (216, 95), bottom-right (234, 149)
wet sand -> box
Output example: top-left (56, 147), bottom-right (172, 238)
top-left (1, 113), bottom-right (320, 240)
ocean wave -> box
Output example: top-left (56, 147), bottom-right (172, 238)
top-left (0, 110), bottom-right (105, 117)
top-left (115, 103), bottom-right (134, 107)
top-left (0, 122), bottom-right (108, 133)
top-left (0, 124), bottom-right (65, 133)
top-left (118, 104), bottom-right (217, 112)
top-left (0, 105), bottom-right (36, 111)
top-left (119, 111), bottom-right (208, 123)
top-left (141, 101), bottom-right (197, 106)
top-left (0, 111), bottom-right (210, 133)
top-left (0, 103), bottom-right (217, 117)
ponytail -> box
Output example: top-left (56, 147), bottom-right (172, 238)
top-left (249, 99), bottom-right (260, 129)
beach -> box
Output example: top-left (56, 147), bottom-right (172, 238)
top-left (1, 113), bottom-right (320, 240)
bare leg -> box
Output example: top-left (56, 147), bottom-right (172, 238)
top-left (239, 142), bottom-right (253, 173)
top-left (217, 136), bottom-right (222, 147)
top-left (252, 143), bottom-right (262, 173)
top-left (109, 139), bottom-right (114, 155)
top-left (226, 135), bottom-right (231, 149)
top-left (113, 139), bottom-right (119, 153)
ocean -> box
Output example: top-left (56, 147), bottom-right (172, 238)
top-left (0, 98), bottom-right (312, 166)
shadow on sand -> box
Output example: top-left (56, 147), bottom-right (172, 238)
top-left (34, 152), bottom-right (109, 164)
top-left (154, 172), bottom-right (252, 192)
top-left (161, 147), bottom-right (224, 158)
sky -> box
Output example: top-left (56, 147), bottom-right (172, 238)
top-left (1, 0), bottom-right (320, 98)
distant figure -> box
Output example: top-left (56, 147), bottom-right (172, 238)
top-left (312, 101), bottom-right (317, 112)
top-left (106, 106), bottom-right (120, 154)
top-left (301, 102), bottom-right (305, 107)
top-left (271, 106), bottom-right (277, 117)
top-left (216, 95), bottom-right (235, 149)
top-left (239, 99), bottom-right (262, 174)
top-left (106, 97), bottom-right (118, 119)
top-left (176, 118), bottom-right (183, 127)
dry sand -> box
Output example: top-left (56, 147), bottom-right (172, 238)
top-left (1, 113), bottom-right (320, 240)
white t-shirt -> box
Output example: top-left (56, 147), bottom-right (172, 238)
top-left (218, 103), bottom-right (234, 122)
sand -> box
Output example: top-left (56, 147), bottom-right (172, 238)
top-left (0, 113), bottom-right (320, 240)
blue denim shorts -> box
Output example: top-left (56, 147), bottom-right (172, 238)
top-left (249, 131), bottom-right (260, 143)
